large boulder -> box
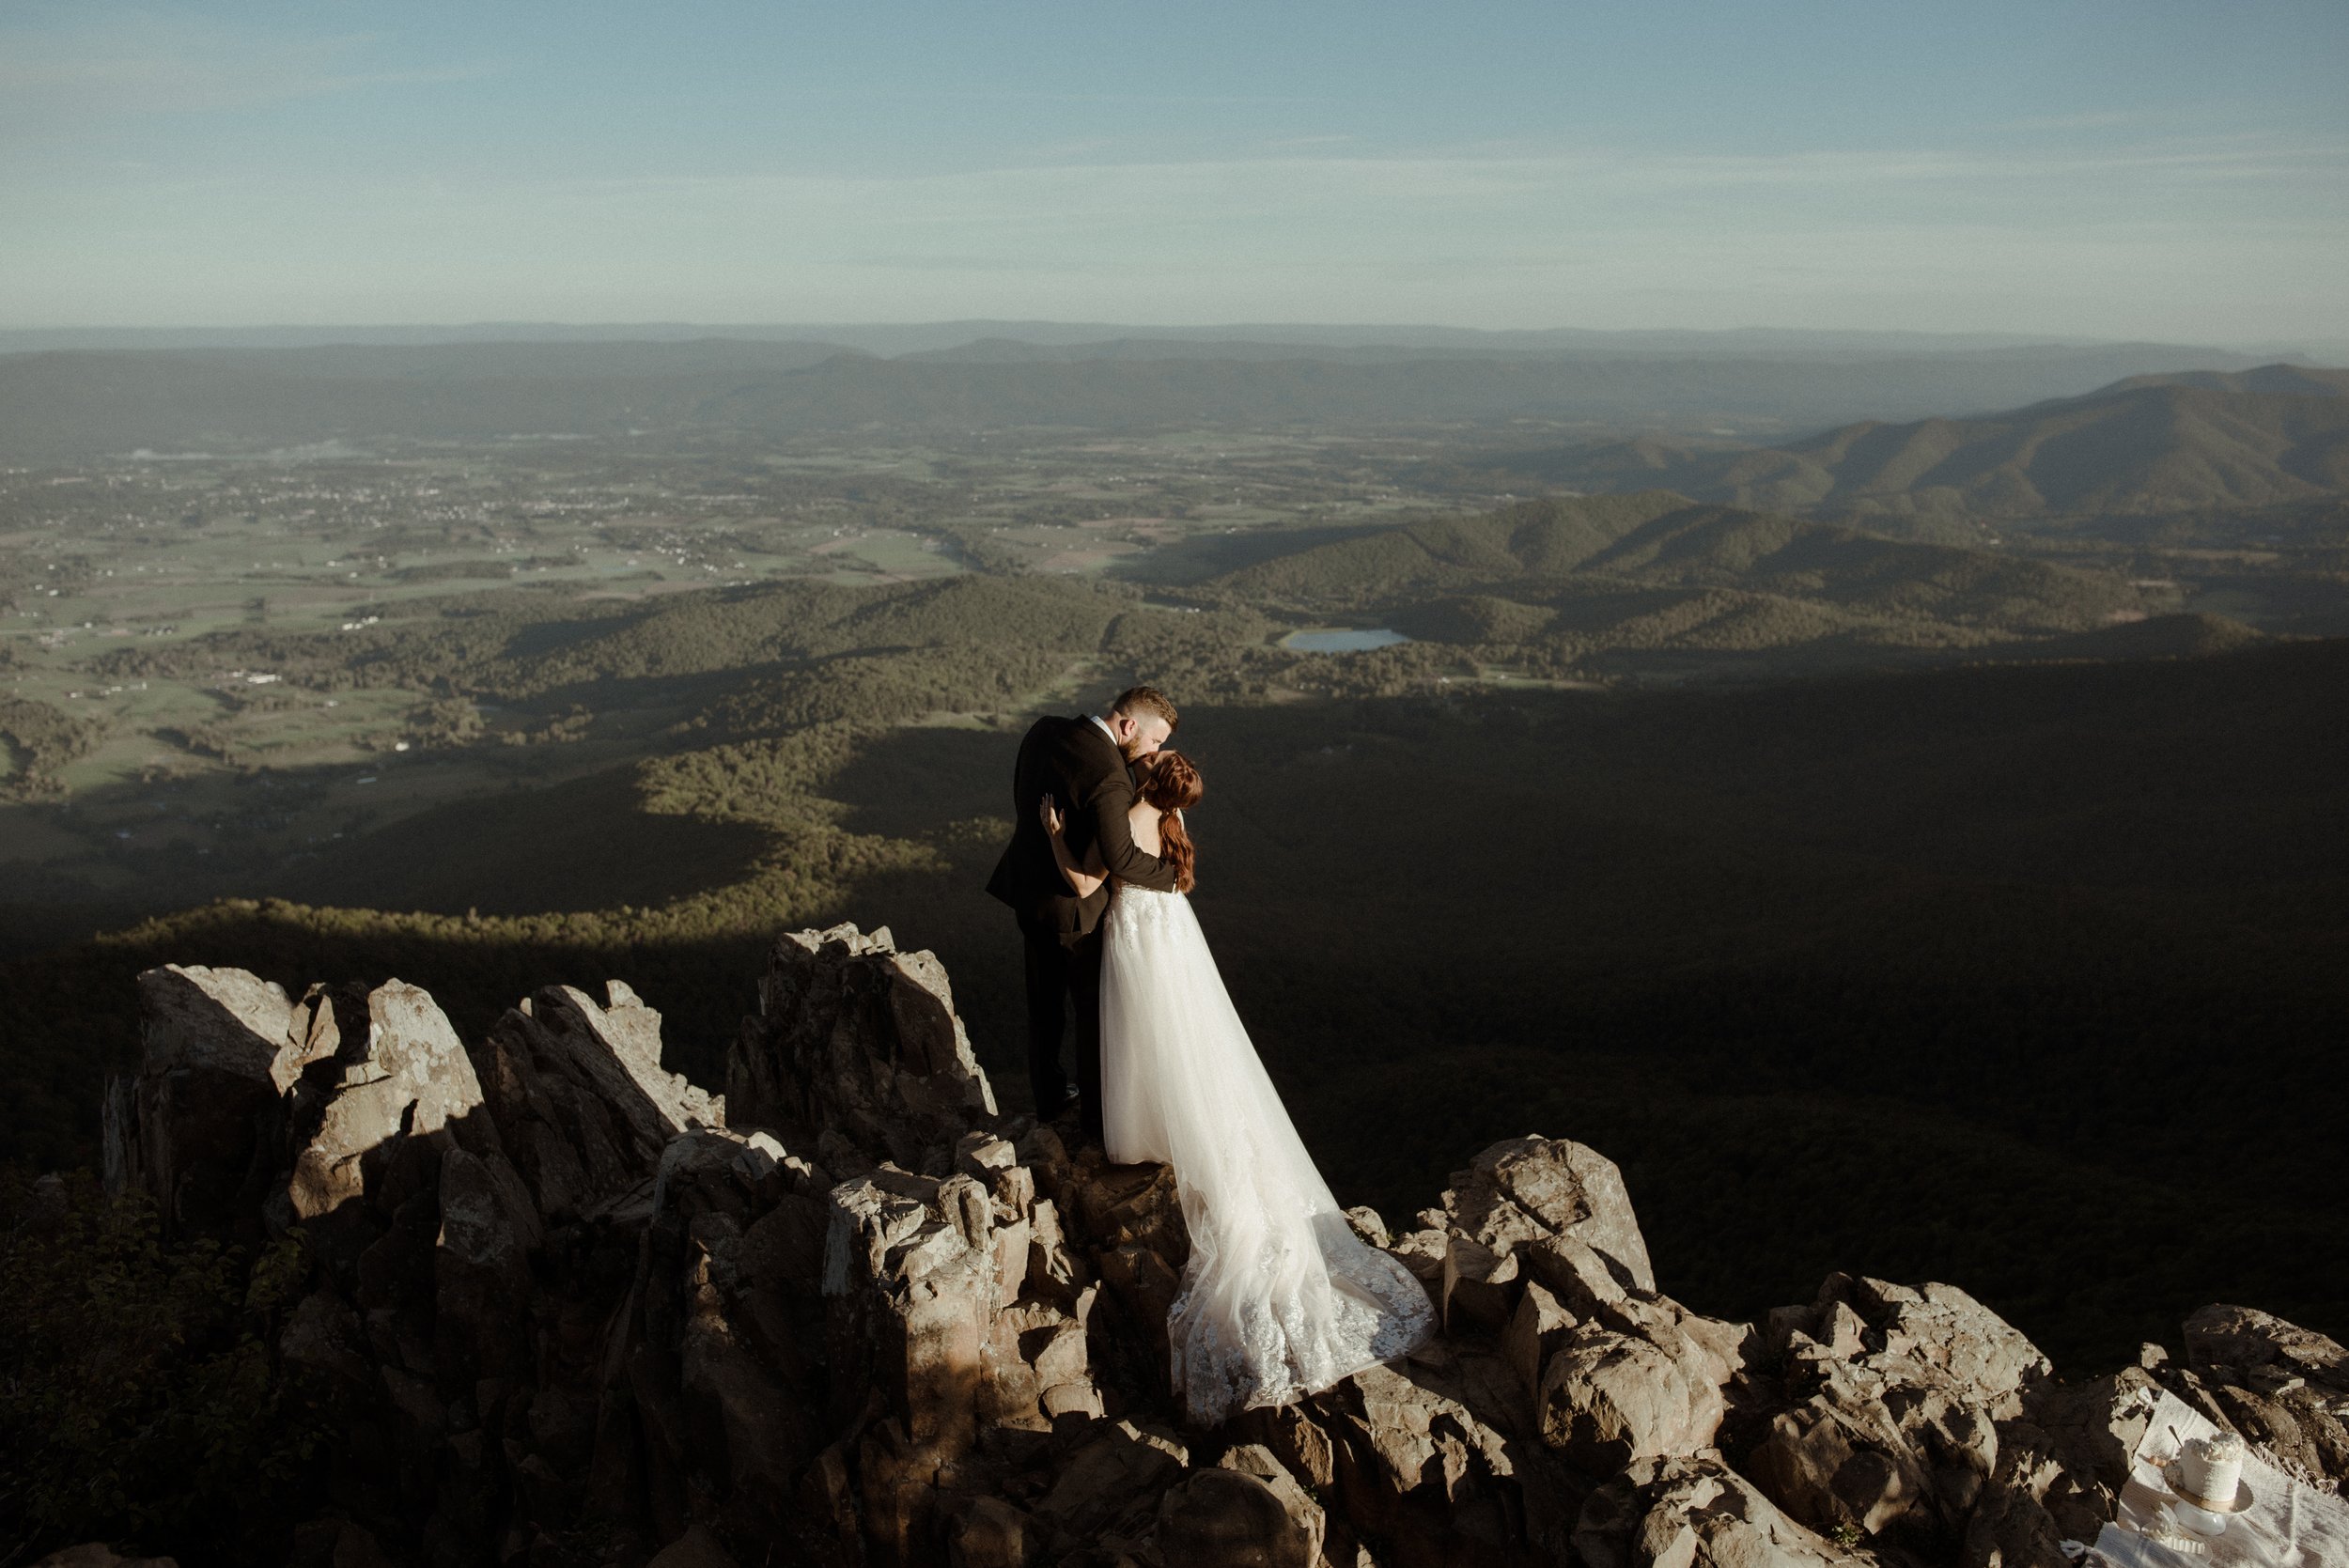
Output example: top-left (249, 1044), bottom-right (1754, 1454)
top-left (727, 924), bottom-right (997, 1167)
top-left (474, 979), bottom-right (723, 1219)
top-left (1517, 1234), bottom-right (1752, 1474)
top-left (2179, 1303), bottom-right (2349, 1487)
top-left (1986, 1362), bottom-right (2164, 1556)
top-left (1156, 1467), bottom-right (1318, 1568)
top-left (1576, 1455), bottom-right (1871, 1568)
top-left (1386, 1135), bottom-right (1670, 1374)
top-left (1743, 1274), bottom-right (2050, 1551)
top-left (103, 964), bottom-right (296, 1240)
top-left (277, 978), bottom-right (501, 1228)
top-left (1423, 1136), bottom-right (1657, 1296)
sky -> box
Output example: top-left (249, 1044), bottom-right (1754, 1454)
top-left (3, 1), bottom-right (2345, 346)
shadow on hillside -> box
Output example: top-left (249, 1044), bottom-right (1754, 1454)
top-left (0, 755), bottom-right (774, 957)
top-left (1105, 521), bottom-right (1390, 586)
top-left (801, 644), bottom-right (2349, 1368)
top-left (825, 726), bottom-right (1005, 837)
top-left (5, 641), bottom-right (2346, 1371)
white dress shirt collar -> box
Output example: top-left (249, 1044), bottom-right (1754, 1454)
top-left (1087, 713), bottom-right (1117, 746)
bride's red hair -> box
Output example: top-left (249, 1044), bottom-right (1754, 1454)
top-left (1142, 750), bottom-right (1204, 893)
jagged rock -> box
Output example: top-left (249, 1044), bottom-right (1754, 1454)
top-left (474, 980), bottom-right (723, 1219)
top-left (103, 963), bottom-right (295, 1240)
top-left (946, 1496), bottom-right (1043, 1568)
top-left (1158, 1467), bottom-right (1318, 1567)
top-left (1070, 1151), bottom-right (1190, 1267)
top-left (1032, 1420), bottom-right (1189, 1542)
top-left (433, 1144), bottom-right (544, 1385)
top-left (2186, 1302), bottom-right (2348, 1391)
top-left (1505, 1280), bottom-right (1578, 1395)
top-left (727, 923), bottom-right (997, 1166)
top-left (277, 979), bottom-right (502, 1238)
top-left (1214, 1444), bottom-right (1330, 1564)
top-left (1539, 1310), bottom-right (1741, 1472)
top-left (1342, 1205), bottom-right (1391, 1249)
top-left (30, 1550), bottom-right (181, 1568)
top-left (826, 1166), bottom-right (998, 1459)
top-left (1952, 1361), bottom-right (2231, 1568)
top-left (87, 935), bottom-right (2345, 1568)
top-left (1495, 1229), bottom-right (1754, 1475)
top-left (1959, 1421), bottom-right (2085, 1568)
top-left (1311, 1349), bottom-right (1591, 1563)
top-left (1576, 1455), bottom-right (1870, 1568)
top-left (2181, 1302), bottom-right (2349, 1486)
top-left (1744, 1274), bottom-right (2050, 1550)
top-left (1431, 1137), bottom-right (1656, 1295)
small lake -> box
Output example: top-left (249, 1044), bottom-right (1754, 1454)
top-left (1282, 627), bottom-right (1411, 653)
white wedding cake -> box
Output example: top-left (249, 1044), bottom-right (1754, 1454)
top-left (2175, 1431), bottom-right (2246, 1509)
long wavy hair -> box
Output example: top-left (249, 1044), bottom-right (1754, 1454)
top-left (1141, 750), bottom-right (1204, 893)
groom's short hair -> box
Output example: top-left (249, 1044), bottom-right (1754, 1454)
top-left (1111, 685), bottom-right (1179, 735)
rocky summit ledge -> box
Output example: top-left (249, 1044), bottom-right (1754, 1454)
top-left (54, 922), bottom-right (2347, 1568)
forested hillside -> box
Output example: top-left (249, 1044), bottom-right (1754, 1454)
top-left (4, 370), bottom-right (2344, 1377)
top-left (1498, 366), bottom-right (2349, 519)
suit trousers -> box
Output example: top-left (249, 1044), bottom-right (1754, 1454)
top-left (1020, 919), bottom-right (1104, 1141)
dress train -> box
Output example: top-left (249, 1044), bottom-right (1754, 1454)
top-left (1098, 885), bottom-right (1436, 1424)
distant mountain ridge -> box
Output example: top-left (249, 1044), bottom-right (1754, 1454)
top-left (1497, 365), bottom-right (2349, 519)
top-left (0, 319), bottom-right (2304, 359)
top-left (0, 341), bottom-right (2298, 463)
top-left (1214, 491), bottom-right (2160, 675)
top-left (1221, 490), bottom-right (2136, 623)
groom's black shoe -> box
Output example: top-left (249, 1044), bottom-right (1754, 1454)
top-left (1040, 1092), bottom-right (1082, 1126)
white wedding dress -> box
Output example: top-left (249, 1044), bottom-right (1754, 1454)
top-left (1099, 884), bottom-right (1436, 1425)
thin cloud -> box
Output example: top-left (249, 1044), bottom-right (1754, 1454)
top-left (0, 16), bottom-right (494, 119)
top-left (1992, 110), bottom-right (2145, 133)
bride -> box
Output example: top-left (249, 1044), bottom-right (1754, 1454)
top-left (1040, 750), bottom-right (1436, 1425)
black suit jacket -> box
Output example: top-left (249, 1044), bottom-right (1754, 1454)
top-left (986, 715), bottom-right (1178, 935)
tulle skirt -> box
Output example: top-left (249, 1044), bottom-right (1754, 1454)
top-left (1100, 886), bottom-right (1436, 1425)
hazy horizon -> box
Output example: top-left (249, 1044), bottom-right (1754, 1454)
top-left (3, 319), bottom-right (2343, 365)
top-left (5, 2), bottom-right (2344, 344)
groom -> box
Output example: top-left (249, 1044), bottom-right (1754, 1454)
top-left (986, 685), bottom-right (1182, 1141)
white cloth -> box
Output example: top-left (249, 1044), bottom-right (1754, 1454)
top-left (2092, 1389), bottom-right (2349, 1565)
top-left (1087, 713), bottom-right (1117, 747)
top-left (1098, 884), bottom-right (1437, 1425)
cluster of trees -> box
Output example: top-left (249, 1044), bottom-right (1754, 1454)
top-left (692, 644), bottom-right (1076, 737)
top-left (0, 695), bottom-right (106, 799)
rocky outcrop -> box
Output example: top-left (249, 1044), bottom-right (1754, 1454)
top-left (1577, 1455), bottom-right (1872, 1568)
top-left (727, 922), bottom-right (995, 1168)
top-left (1743, 1274), bottom-right (2048, 1548)
top-left (80, 924), bottom-right (2347, 1568)
top-left (2175, 1303), bottom-right (2349, 1489)
top-left (475, 980), bottom-right (723, 1221)
top-left (102, 963), bottom-right (295, 1242)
